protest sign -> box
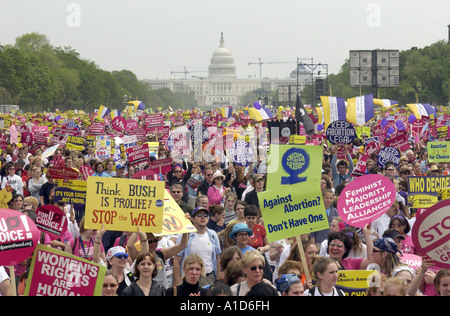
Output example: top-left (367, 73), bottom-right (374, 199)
top-left (154, 190), bottom-right (196, 236)
top-left (54, 179), bottom-right (87, 210)
top-left (111, 116), bottom-right (126, 132)
top-left (326, 120), bottom-right (356, 145)
top-left (0, 209), bottom-right (40, 266)
top-left (35, 205), bottom-right (68, 240)
top-left (259, 145), bottom-right (328, 242)
top-left (127, 143), bottom-right (150, 166)
top-left (42, 144), bottom-right (60, 159)
top-left (335, 270), bottom-right (379, 296)
top-left (24, 244), bottom-right (106, 296)
top-left (66, 135), bottom-right (85, 151)
top-left (400, 253), bottom-right (422, 270)
top-left (377, 146), bottom-right (400, 168)
top-left (411, 199), bottom-right (450, 269)
top-left (337, 174), bottom-right (396, 228)
top-left (84, 177), bottom-right (165, 233)
top-left (48, 167), bottom-right (79, 180)
top-left (384, 131), bottom-right (410, 152)
top-left (351, 154), bottom-right (368, 177)
top-left (228, 139), bottom-right (253, 167)
top-left (407, 175), bottom-right (450, 208)
top-left (428, 141), bottom-right (450, 162)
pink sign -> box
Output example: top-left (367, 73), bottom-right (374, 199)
top-left (35, 205), bottom-right (68, 240)
top-left (24, 245), bottom-right (105, 296)
top-left (0, 209), bottom-right (40, 265)
top-left (80, 165), bottom-right (94, 180)
top-left (400, 253), bottom-right (422, 270)
top-left (111, 116), bottom-right (127, 132)
top-left (337, 174), bottom-right (396, 228)
top-left (412, 199), bottom-right (450, 269)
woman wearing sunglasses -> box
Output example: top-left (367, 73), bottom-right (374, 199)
top-left (231, 250), bottom-right (275, 296)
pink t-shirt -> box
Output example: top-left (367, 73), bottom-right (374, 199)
top-left (342, 257), bottom-right (364, 270)
top-left (72, 237), bottom-right (104, 261)
top-left (401, 235), bottom-right (415, 254)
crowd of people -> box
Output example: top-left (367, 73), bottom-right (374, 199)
top-left (0, 112), bottom-right (450, 297)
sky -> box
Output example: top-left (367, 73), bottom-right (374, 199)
top-left (0, 0), bottom-right (449, 81)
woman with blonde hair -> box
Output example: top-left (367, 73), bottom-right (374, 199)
top-left (304, 255), bottom-right (345, 296)
top-left (230, 250), bottom-right (274, 296)
top-left (165, 254), bottom-right (208, 296)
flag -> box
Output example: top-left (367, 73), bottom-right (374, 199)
top-left (128, 101), bottom-right (146, 111)
top-left (373, 98), bottom-right (398, 109)
top-left (320, 96), bottom-right (346, 129)
top-left (316, 107), bottom-right (324, 125)
top-left (97, 105), bottom-right (110, 119)
top-left (260, 106), bottom-right (274, 119)
top-left (295, 94), bottom-right (314, 136)
top-left (221, 107), bottom-right (233, 118)
top-left (346, 94), bottom-right (375, 127)
top-left (406, 103), bottom-right (436, 120)
top-left (110, 109), bottom-right (121, 120)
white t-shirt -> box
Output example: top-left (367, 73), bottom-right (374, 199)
top-left (304, 286), bottom-right (345, 296)
top-left (189, 232), bottom-right (214, 274)
top-left (0, 266), bottom-right (10, 297)
top-left (1, 174), bottom-right (24, 195)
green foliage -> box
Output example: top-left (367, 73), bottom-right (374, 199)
top-left (0, 32), bottom-right (193, 112)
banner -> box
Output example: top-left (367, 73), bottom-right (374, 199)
top-left (258, 145), bottom-right (328, 242)
top-left (428, 141), bottom-right (450, 163)
top-left (337, 174), bottom-right (396, 228)
top-left (24, 244), bottom-right (106, 296)
top-left (407, 175), bottom-right (450, 208)
top-left (84, 177), bottom-right (165, 233)
top-left (411, 199), bottom-right (450, 269)
top-left (0, 209), bottom-right (40, 266)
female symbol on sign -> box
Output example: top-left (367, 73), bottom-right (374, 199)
top-left (281, 147), bottom-right (310, 185)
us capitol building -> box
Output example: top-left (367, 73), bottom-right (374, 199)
top-left (144, 34), bottom-right (311, 108)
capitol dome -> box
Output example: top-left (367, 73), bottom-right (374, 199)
top-left (208, 33), bottom-right (237, 79)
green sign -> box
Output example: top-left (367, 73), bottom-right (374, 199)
top-left (428, 141), bottom-right (450, 162)
top-left (259, 145), bottom-right (329, 242)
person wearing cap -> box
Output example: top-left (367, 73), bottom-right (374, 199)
top-left (207, 169), bottom-right (229, 206)
top-left (106, 246), bottom-right (134, 295)
top-left (372, 237), bottom-right (403, 277)
top-left (388, 214), bottom-right (414, 254)
top-left (276, 273), bottom-right (304, 296)
top-left (173, 206), bottom-right (221, 287)
top-left (229, 223), bottom-right (255, 255)
top-left (382, 228), bottom-right (405, 252)
top-left (244, 174), bottom-right (265, 209)
top-left (113, 163), bottom-right (125, 178)
top-left (398, 165), bottom-right (411, 181)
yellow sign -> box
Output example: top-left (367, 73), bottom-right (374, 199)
top-left (85, 177), bottom-right (165, 233)
top-left (289, 135), bottom-right (306, 144)
top-left (155, 190), bottom-right (196, 236)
